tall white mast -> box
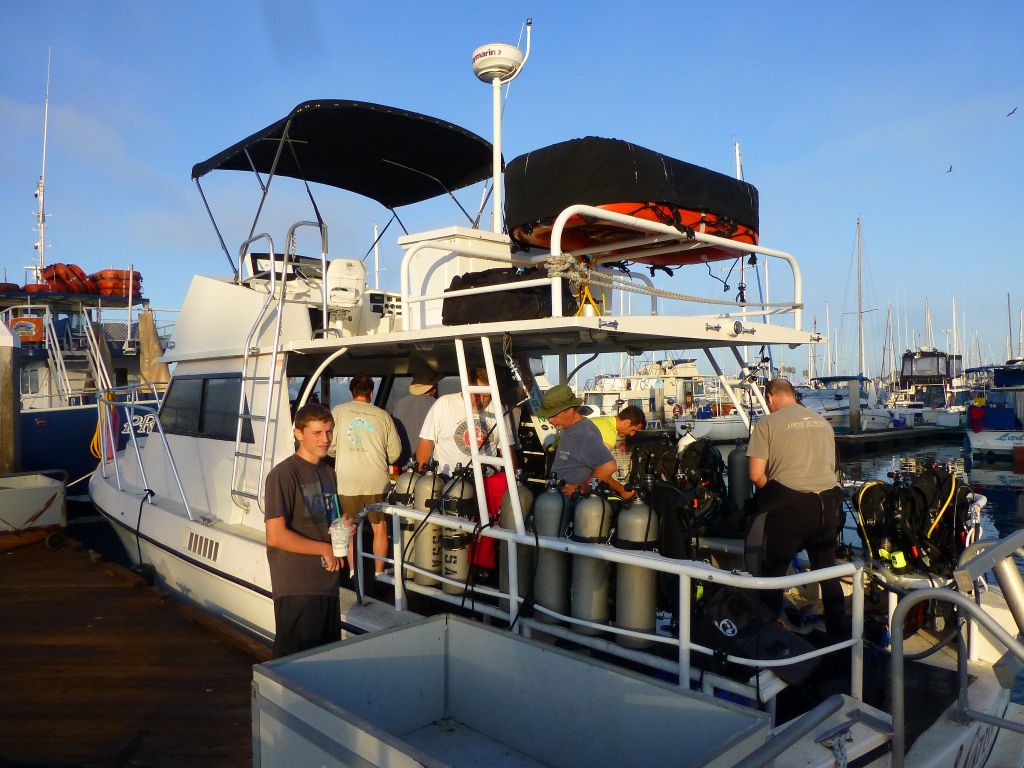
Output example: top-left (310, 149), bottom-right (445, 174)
top-left (825, 303), bottom-right (833, 376)
top-left (33, 48), bottom-right (52, 279)
top-left (923, 298), bottom-right (935, 350)
top-left (856, 218), bottom-right (865, 377)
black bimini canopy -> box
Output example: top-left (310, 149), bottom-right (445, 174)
top-left (504, 136), bottom-right (759, 235)
top-left (191, 100), bottom-right (494, 209)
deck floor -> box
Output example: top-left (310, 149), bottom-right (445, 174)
top-left (0, 529), bottom-right (269, 767)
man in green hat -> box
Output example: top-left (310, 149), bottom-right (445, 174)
top-left (539, 384), bottom-right (634, 500)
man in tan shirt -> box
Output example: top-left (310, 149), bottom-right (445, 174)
top-left (329, 375), bottom-right (401, 576)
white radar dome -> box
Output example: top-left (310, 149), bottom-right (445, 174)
top-left (471, 43), bottom-right (524, 82)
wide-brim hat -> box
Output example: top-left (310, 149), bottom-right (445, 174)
top-left (537, 384), bottom-right (583, 420)
top-left (408, 362), bottom-right (440, 395)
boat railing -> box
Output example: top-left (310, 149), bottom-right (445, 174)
top-left (890, 524), bottom-right (1024, 767)
top-left (399, 235), bottom-right (659, 332)
top-left (96, 388), bottom-right (193, 521)
top-left (41, 310), bottom-right (74, 406)
top-left (365, 503), bottom-right (865, 711)
top-left (547, 204), bottom-right (805, 329)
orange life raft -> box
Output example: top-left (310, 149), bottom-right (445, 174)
top-left (504, 137), bottom-right (760, 267)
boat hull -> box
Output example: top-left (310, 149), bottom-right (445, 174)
top-left (20, 404), bottom-right (155, 486)
top-left (90, 471), bottom-right (276, 642)
top-left (966, 429), bottom-right (1024, 461)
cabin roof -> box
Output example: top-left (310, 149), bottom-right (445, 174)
top-left (190, 100), bottom-right (494, 208)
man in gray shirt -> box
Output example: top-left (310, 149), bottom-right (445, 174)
top-left (747, 378), bottom-right (844, 634)
top-left (539, 384), bottom-right (633, 500)
top-left (392, 363), bottom-right (439, 468)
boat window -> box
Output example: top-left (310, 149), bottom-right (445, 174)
top-left (161, 378), bottom-right (202, 434)
top-left (202, 377), bottom-right (243, 440)
top-left (327, 376), bottom-right (381, 408)
top-left (160, 375), bottom-right (253, 442)
top-left (20, 368), bottom-right (40, 395)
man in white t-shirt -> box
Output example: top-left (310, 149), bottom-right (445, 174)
top-left (416, 366), bottom-right (509, 475)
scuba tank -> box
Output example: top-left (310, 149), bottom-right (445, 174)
top-left (440, 464), bottom-right (476, 595)
top-left (390, 460), bottom-right (419, 580)
top-left (390, 460), bottom-right (419, 505)
top-left (532, 475), bottom-right (570, 624)
top-left (570, 483), bottom-right (614, 635)
top-left (411, 461), bottom-right (446, 586)
top-left (499, 469), bottom-right (535, 614)
top-left (614, 484), bottom-right (659, 649)
top-left (727, 443), bottom-right (752, 514)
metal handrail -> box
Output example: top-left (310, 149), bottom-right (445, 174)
top-left (378, 500), bottom-right (865, 703)
top-left (97, 393), bottom-right (193, 520)
top-left (890, 587), bottom-right (1024, 768)
top-left (547, 203), bottom-right (806, 330)
top-left (230, 232), bottom-right (280, 512)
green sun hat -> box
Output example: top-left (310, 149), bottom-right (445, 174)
top-left (537, 384), bottom-right (583, 420)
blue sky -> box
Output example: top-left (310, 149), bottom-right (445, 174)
top-left (2, 2), bottom-right (1021, 377)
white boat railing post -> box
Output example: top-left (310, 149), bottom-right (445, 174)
top-left (851, 564), bottom-right (864, 700)
top-left (678, 572), bottom-right (691, 688)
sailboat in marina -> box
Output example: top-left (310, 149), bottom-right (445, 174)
top-left (800, 218), bottom-right (893, 432)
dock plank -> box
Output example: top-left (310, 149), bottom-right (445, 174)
top-left (0, 534), bottom-right (267, 767)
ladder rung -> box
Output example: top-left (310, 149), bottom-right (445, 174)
top-left (232, 490), bottom-right (260, 500)
top-left (239, 414), bottom-right (268, 422)
top-left (235, 451), bottom-right (263, 460)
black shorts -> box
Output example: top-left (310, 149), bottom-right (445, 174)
top-left (271, 593), bottom-right (342, 659)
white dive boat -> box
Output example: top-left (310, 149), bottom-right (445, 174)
top-left (798, 375), bottom-right (895, 433)
top-left (91, 43), bottom-right (1024, 768)
top-left (965, 361), bottom-right (1024, 463)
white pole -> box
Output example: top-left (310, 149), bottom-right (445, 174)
top-left (373, 223), bottom-right (380, 289)
top-left (491, 76), bottom-right (502, 234)
top-left (34, 48), bottom-right (52, 279)
top-left (856, 218), bottom-right (865, 377)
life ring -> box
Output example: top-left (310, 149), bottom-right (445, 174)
top-left (66, 264), bottom-right (97, 293)
top-left (510, 202), bottom-right (758, 266)
top-left (93, 269), bottom-right (142, 282)
top-left (55, 263), bottom-right (81, 292)
top-left (40, 265), bottom-right (70, 292)
top-left (672, 403), bottom-right (683, 418)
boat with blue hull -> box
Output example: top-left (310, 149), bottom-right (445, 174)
top-left (965, 361), bottom-right (1024, 463)
top-left (2, 61), bottom-right (174, 489)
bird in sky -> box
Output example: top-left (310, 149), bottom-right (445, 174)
top-left (1008, 106), bottom-right (1018, 116)
top-left (946, 165), bottom-right (953, 173)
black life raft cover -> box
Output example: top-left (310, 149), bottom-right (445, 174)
top-left (503, 136), bottom-right (759, 245)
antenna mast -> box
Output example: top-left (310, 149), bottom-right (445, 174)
top-left (34, 48), bottom-right (52, 280)
top-left (856, 218), bottom-right (865, 376)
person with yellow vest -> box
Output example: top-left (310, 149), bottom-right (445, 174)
top-left (590, 405), bottom-right (646, 483)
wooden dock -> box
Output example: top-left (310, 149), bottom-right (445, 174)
top-left (835, 424), bottom-right (965, 453)
top-left (0, 528), bottom-right (270, 767)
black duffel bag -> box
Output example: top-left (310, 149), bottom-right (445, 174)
top-left (441, 266), bottom-right (579, 325)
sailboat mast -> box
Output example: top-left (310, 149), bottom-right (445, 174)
top-left (1008, 293), bottom-right (1013, 362)
top-left (34, 48), bottom-right (52, 279)
top-left (856, 218), bottom-right (865, 376)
